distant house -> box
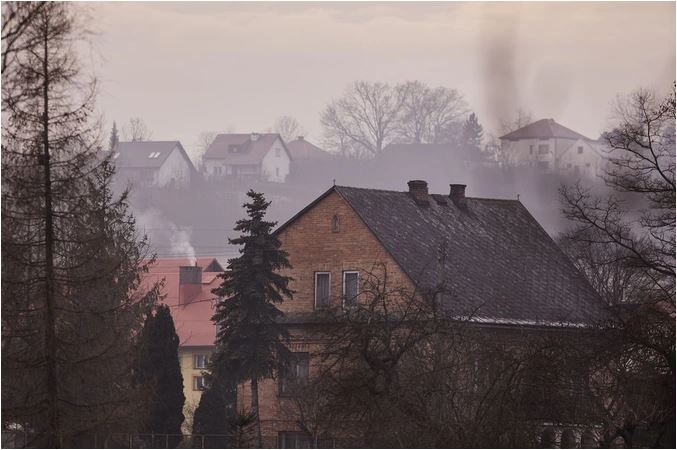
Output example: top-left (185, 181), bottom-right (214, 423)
top-left (140, 257), bottom-right (224, 427)
top-left (112, 140), bottom-right (196, 188)
top-left (202, 133), bottom-right (291, 183)
top-left (498, 118), bottom-right (606, 178)
top-left (285, 136), bottom-right (330, 161)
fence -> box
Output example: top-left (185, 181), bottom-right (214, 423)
top-left (1, 432), bottom-right (247, 449)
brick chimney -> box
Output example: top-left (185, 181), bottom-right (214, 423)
top-left (408, 180), bottom-right (429, 206)
top-left (449, 184), bottom-right (467, 208)
top-left (179, 265), bottom-right (202, 306)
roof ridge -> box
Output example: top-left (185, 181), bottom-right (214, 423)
top-left (336, 185), bottom-right (520, 202)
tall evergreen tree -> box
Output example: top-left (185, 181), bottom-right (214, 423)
top-left (135, 305), bottom-right (185, 448)
top-left (2, 3), bottom-right (159, 446)
top-left (461, 112), bottom-right (484, 153)
top-left (109, 121), bottom-right (119, 151)
top-left (192, 376), bottom-right (238, 449)
top-left (211, 190), bottom-right (294, 448)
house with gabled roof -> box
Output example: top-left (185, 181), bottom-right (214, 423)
top-left (234, 180), bottom-right (608, 447)
top-left (112, 140), bottom-right (196, 188)
top-left (202, 132), bottom-right (291, 183)
top-left (499, 118), bottom-right (606, 178)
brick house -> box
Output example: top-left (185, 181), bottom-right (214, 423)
top-left (236, 180), bottom-right (608, 447)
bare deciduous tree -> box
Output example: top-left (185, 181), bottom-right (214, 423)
top-left (122, 117), bottom-right (152, 142)
top-left (321, 81), bottom-right (409, 158)
top-left (498, 107), bottom-right (533, 136)
top-left (396, 80), bottom-right (467, 144)
top-left (274, 115), bottom-right (306, 143)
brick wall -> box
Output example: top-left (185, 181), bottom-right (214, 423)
top-left (237, 189), bottom-right (414, 446)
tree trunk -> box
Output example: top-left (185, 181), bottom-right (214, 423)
top-left (250, 378), bottom-right (263, 448)
top-left (41, 27), bottom-right (60, 449)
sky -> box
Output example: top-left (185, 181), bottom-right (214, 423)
top-left (87, 1), bottom-right (675, 156)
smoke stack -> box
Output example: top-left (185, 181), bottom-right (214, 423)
top-left (408, 180), bottom-right (429, 206)
top-left (179, 265), bottom-right (202, 306)
top-left (449, 184), bottom-right (467, 208)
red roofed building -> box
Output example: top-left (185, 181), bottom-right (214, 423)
top-left (142, 257), bottom-right (224, 422)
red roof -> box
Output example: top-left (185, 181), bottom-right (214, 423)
top-left (499, 118), bottom-right (592, 141)
top-left (141, 257), bottom-right (224, 347)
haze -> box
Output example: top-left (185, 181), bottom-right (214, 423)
top-left (90, 1), bottom-right (675, 152)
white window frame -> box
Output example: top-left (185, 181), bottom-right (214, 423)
top-left (194, 354), bottom-right (208, 369)
top-left (314, 272), bottom-right (331, 309)
top-left (193, 375), bottom-right (206, 391)
top-left (342, 271), bottom-right (359, 308)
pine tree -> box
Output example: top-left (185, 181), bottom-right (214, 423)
top-left (2, 3), bottom-right (159, 446)
top-left (192, 377), bottom-right (238, 448)
top-left (461, 112), bottom-right (484, 154)
top-left (109, 121), bottom-right (119, 151)
top-left (210, 190), bottom-right (294, 448)
top-left (135, 305), bottom-right (186, 448)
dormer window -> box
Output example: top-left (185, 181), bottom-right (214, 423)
top-left (331, 215), bottom-right (340, 233)
top-left (229, 145), bottom-right (239, 153)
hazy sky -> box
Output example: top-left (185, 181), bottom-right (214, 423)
top-left (89, 1), bottom-right (675, 155)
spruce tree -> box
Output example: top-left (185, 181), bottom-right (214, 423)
top-left (136, 305), bottom-right (186, 448)
top-left (461, 112), bottom-right (484, 155)
top-left (211, 190), bottom-right (294, 448)
top-left (109, 121), bottom-right (120, 151)
top-left (192, 377), bottom-right (238, 448)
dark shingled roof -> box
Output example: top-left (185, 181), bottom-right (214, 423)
top-left (499, 118), bottom-right (592, 142)
top-left (113, 141), bottom-right (194, 171)
top-left (277, 185), bottom-right (608, 326)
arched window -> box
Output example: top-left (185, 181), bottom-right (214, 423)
top-left (331, 215), bottom-right (340, 233)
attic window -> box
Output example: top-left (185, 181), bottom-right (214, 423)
top-left (331, 215), bottom-right (340, 233)
top-left (147, 152), bottom-right (161, 159)
top-left (229, 145), bottom-right (239, 153)
top-left (578, 146), bottom-right (584, 154)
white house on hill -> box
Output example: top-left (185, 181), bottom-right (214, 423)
top-left (499, 118), bottom-right (606, 178)
top-left (112, 141), bottom-right (196, 188)
top-left (202, 133), bottom-right (290, 183)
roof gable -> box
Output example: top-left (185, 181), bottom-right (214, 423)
top-left (113, 140), bottom-right (195, 172)
top-left (203, 133), bottom-right (290, 164)
top-left (286, 138), bottom-right (330, 160)
top-left (499, 119), bottom-right (592, 142)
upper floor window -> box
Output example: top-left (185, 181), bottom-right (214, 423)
top-left (343, 271), bottom-right (358, 307)
top-left (194, 354), bottom-right (209, 369)
top-left (529, 144), bottom-right (534, 155)
top-left (578, 146), bottom-right (584, 154)
top-left (331, 215), bottom-right (340, 233)
top-left (275, 148), bottom-right (281, 157)
top-left (193, 375), bottom-right (207, 391)
top-left (214, 166), bottom-right (222, 175)
top-left (276, 167), bottom-right (280, 177)
top-left (279, 353), bottom-right (309, 396)
top-left (315, 272), bottom-right (330, 309)
top-left (537, 144), bottom-right (549, 154)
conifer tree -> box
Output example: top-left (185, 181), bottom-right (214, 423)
top-left (461, 112), bottom-right (484, 153)
top-left (109, 121), bottom-right (120, 151)
top-left (210, 190), bottom-right (294, 448)
top-left (135, 305), bottom-right (185, 448)
top-left (192, 376), bottom-right (238, 448)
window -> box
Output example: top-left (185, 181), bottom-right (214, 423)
top-left (279, 353), bottom-right (309, 396)
top-left (112, 152), bottom-right (120, 159)
top-left (314, 272), bottom-right (330, 308)
top-left (275, 148), bottom-right (281, 157)
top-left (537, 161), bottom-right (550, 169)
top-left (567, 163), bottom-right (572, 168)
top-left (193, 376), bottom-right (206, 391)
top-left (343, 271), bottom-right (358, 307)
top-left (529, 144), bottom-right (534, 155)
top-left (331, 215), bottom-right (340, 233)
top-left (214, 166), bottom-right (222, 175)
top-left (276, 167), bottom-right (280, 177)
top-left (585, 162), bottom-right (591, 167)
top-left (578, 146), bottom-right (584, 154)
top-left (279, 432), bottom-right (310, 449)
top-left (147, 152), bottom-right (161, 159)
top-left (537, 144), bottom-right (549, 154)
top-left (194, 354), bottom-right (208, 369)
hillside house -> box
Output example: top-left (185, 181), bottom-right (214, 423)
top-left (202, 133), bottom-right (291, 183)
top-left (499, 119), bottom-right (606, 178)
top-left (234, 180), bottom-right (609, 447)
top-left (141, 257), bottom-right (224, 428)
top-left (112, 141), bottom-right (196, 188)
